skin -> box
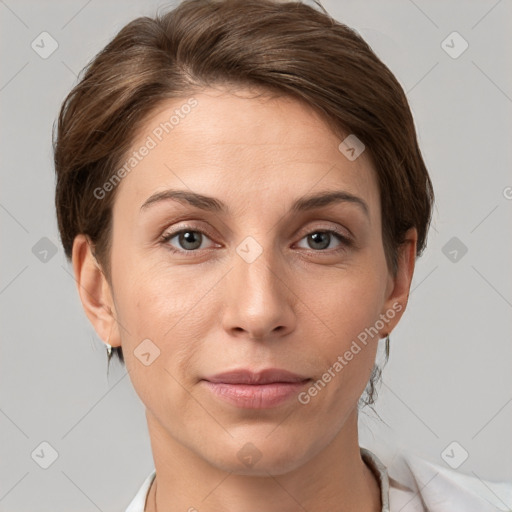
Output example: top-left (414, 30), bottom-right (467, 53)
top-left (73, 86), bottom-right (417, 512)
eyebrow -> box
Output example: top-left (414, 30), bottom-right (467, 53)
top-left (140, 189), bottom-right (369, 217)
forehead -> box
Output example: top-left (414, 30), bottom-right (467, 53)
top-left (113, 87), bottom-right (380, 220)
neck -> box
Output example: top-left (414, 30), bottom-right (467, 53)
top-left (144, 408), bottom-right (381, 512)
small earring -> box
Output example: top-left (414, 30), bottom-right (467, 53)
top-left (385, 333), bottom-right (390, 359)
top-left (106, 330), bottom-right (113, 361)
top-left (106, 323), bottom-right (114, 362)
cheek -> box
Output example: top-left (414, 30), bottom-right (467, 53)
top-left (113, 261), bottom-right (219, 367)
top-left (303, 265), bottom-right (386, 341)
top-left (112, 267), bottom-right (208, 415)
top-left (300, 265), bottom-right (387, 396)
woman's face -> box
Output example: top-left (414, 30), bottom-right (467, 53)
top-left (83, 87), bottom-right (414, 475)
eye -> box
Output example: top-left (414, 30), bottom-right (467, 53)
top-left (160, 227), bottom-right (216, 253)
top-left (296, 230), bottom-right (350, 252)
top-left (159, 226), bottom-right (351, 255)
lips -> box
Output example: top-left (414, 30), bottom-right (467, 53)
top-left (202, 369), bottom-right (311, 409)
top-left (203, 368), bottom-right (310, 385)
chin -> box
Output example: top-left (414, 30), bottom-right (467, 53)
top-left (206, 435), bottom-right (312, 476)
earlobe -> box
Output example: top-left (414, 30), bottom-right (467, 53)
top-left (71, 234), bottom-right (121, 348)
top-left (380, 228), bottom-right (418, 335)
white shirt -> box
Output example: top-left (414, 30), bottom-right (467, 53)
top-left (125, 447), bottom-right (512, 511)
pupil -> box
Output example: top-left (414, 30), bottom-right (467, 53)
top-left (181, 231), bottom-right (201, 250)
top-left (310, 232), bottom-right (329, 250)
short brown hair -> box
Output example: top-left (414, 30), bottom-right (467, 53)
top-left (53, 0), bottom-right (433, 404)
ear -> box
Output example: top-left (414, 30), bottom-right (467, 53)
top-left (71, 234), bottom-right (121, 349)
top-left (379, 227), bottom-right (418, 336)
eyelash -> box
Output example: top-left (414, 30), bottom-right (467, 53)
top-left (158, 225), bottom-right (353, 256)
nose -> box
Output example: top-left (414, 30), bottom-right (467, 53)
top-left (222, 246), bottom-right (296, 341)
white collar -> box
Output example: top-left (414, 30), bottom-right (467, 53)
top-left (125, 447), bottom-right (512, 511)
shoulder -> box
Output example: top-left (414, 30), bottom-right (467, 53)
top-left (384, 449), bottom-right (512, 512)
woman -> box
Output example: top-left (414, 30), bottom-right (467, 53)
top-left (53, 0), bottom-right (511, 510)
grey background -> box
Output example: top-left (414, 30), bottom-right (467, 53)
top-left (1, 0), bottom-right (511, 510)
